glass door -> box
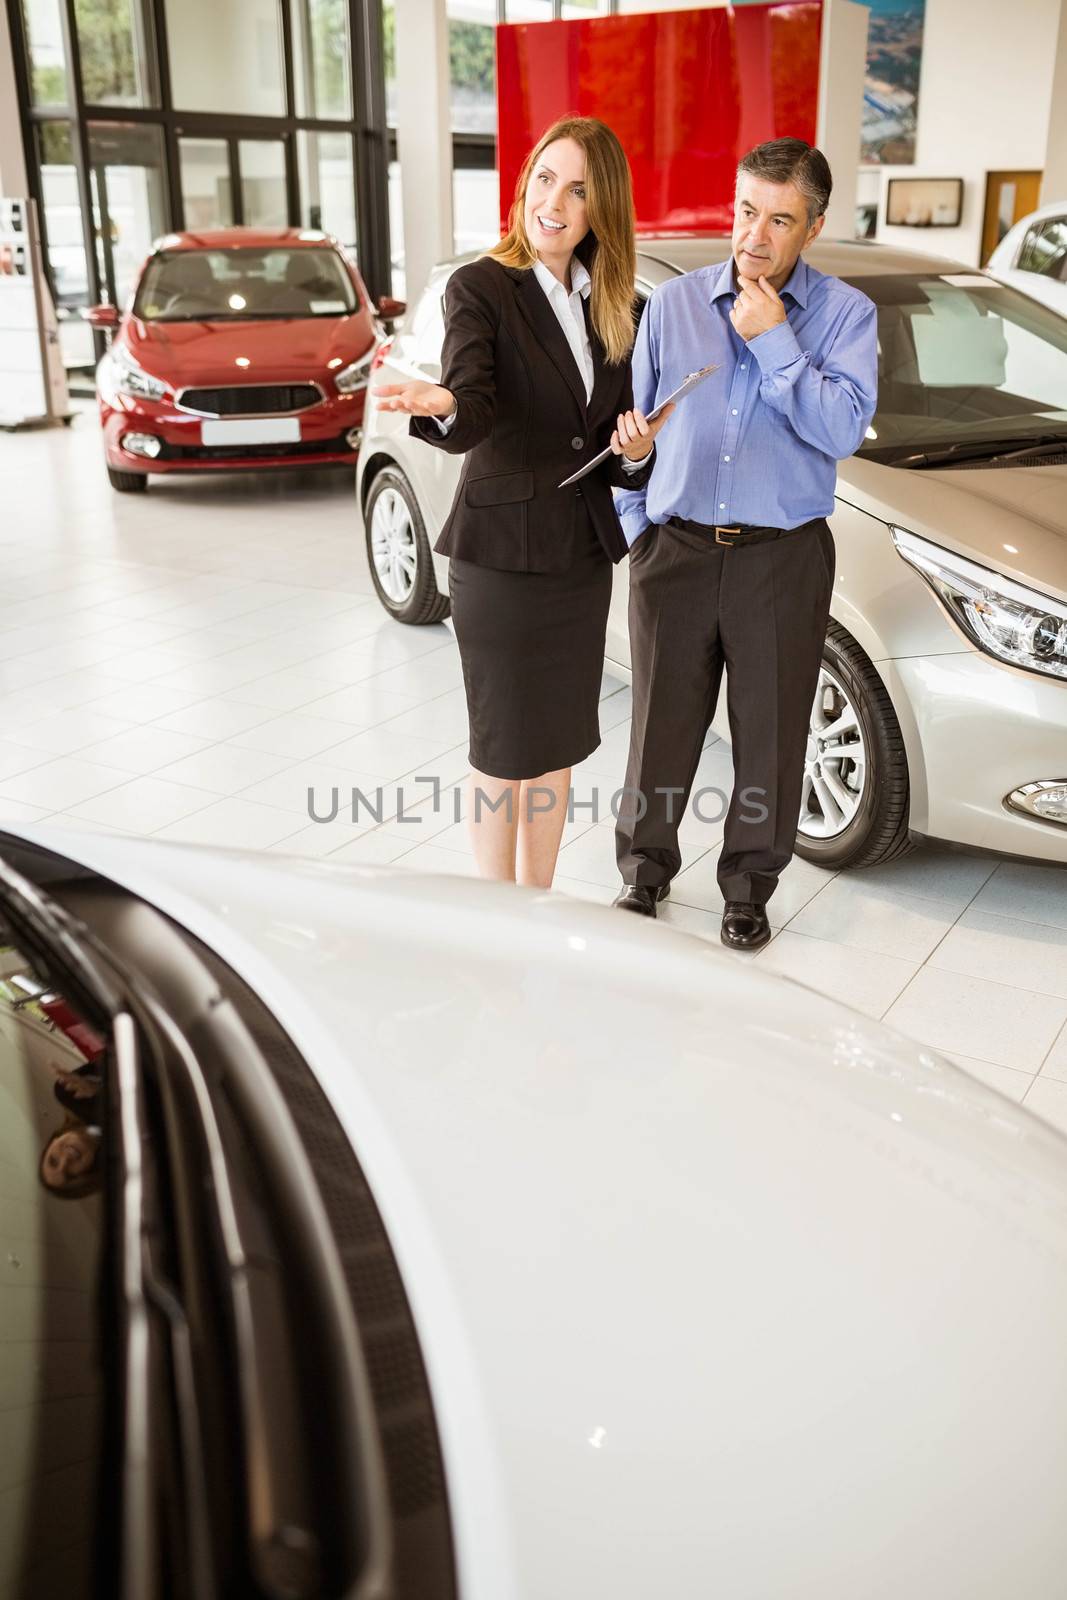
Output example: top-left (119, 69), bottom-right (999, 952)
top-left (238, 139), bottom-right (289, 227)
top-left (174, 128), bottom-right (292, 231)
top-left (87, 121), bottom-right (168, 307)
top-left (179, 137), bottom-right (234, 229)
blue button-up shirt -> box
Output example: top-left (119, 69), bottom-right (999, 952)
top-left (615, 255), bottom-right (878, 544)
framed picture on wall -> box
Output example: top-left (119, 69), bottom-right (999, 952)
top-left (886, 177), bottom-right (964, 227)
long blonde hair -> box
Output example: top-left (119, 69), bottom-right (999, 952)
top-left (487, 116), bottom-right (637, 365)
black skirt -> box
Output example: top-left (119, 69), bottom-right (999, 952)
top-left (448, 511), bottom-right (612, 781)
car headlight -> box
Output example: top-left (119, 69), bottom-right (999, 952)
top-left (112, 345), bottom-right (170, 402)
top-left (892, 527), bottom-right (1067, 681)
top-left (334, 347), bottom-right (375, 395)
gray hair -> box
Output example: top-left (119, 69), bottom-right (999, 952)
top-left (736, 139), bottom-right (833, 228)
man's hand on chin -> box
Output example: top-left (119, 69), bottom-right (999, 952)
top-left (729, 274), bottom-right (788, 343)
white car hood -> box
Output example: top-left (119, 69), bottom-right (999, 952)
top-left (840, 456), bottom-right (1067, 604)
top-left (9, 826), bottom-right (1067, 1600)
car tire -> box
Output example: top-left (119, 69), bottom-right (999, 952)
top-left (793, 621), bottom-right (914, 871)
top-left (107, 466), bottom-right (147, 494)
top-left (365, 466), bottom-right (450, 625)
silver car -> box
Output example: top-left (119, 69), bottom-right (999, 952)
top-left (356, 239), bottom-right (1067, 871)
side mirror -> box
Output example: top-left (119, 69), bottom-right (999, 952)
top-left (376, 295), bottom-right (406, 322)
top-left (85, 303), bottom-right (120, 329)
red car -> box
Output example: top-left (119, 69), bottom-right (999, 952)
top-left (88, 227), bottom-right (404, 493)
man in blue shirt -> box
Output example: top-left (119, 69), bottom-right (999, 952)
top-left (613, 138), bottom-right (878, 948)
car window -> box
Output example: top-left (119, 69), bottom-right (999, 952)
top-left (852, 273), bottom-right (1067, 459)
top-left (1016, 219), bottom-right (1067, 283)
top-left (0, 925), bottom-right (109, 1599)
top-left (133, 246), bottom-right (359, 321)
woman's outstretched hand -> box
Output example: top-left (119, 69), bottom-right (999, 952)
top-left (373, 380), bottom-right (456, 417)
top-left (610, 402), bottom-right (675, 462)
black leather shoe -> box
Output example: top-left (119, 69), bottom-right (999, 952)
top-left (612, 883), bottom-right (671, 918)
top-left (720, 900), bottom-right (771, 950)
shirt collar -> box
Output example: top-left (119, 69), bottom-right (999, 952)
top-left (707, 254), bottom-right (810, 309)
top-left (533, 257), bottom-right (592, 300)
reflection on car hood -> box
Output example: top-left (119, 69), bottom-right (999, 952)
top-left (123, 312), bottom-right (374, 387)
top-left (841, 457), bottom-right (1067, 602)
top-left (5, 824), bottom-right (1067, 1599)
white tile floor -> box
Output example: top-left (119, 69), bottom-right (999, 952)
top-left (3, 406), bottom-right (1067, 1124)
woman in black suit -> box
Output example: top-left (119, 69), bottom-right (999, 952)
top-left (374, 116), bottom-right (672, 888)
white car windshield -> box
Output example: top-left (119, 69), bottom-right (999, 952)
top-left (851, 273), bottom-right (1067, 466)
top-left (133, 247), bottom-right (359, 322)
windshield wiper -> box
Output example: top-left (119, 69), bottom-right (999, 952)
top-left (890, 432), bottom-right (1067, 469)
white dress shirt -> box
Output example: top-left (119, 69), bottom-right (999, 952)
top-left (434, 258), bottom-right (646, 472)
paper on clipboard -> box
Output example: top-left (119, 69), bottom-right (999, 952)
top-left (558, 362), bottom-right (720, 488)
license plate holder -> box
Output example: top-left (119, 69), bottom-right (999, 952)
top-left (201, 417), bottom-right (302, 446)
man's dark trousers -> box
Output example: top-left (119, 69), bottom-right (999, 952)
top-left (615, 517), bottom-right (835, 907)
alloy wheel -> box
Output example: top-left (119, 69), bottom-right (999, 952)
top-left (797, 663), bottom-right (867, 839)
top-left (370, 487), bottom-right (418, 604)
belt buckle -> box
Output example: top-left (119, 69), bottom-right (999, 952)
top-left (714, 525), bottom-right (742, 547)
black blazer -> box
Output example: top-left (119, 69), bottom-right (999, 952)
top-left (409, 255), bottom-right (654, 574)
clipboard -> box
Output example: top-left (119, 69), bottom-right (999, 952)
top-left (558, 362), bottom-right (720, 488)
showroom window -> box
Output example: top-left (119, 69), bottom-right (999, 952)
top-left (22, 0), bottom-right (70, 106)
top-left (73, 0), bottom-right (159, 108)
top-left (291, 0), bottom-right (353, 119)
top-left (298, 130), bottom-right (358, 250)
top-left (163, 0), bottom-right (287, 116)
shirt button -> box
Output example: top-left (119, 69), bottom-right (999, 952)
top-left (732, 408), bottom-right (738, 415)
top-left (719, 503), bottom-right (726, 511)
top-left (724, 455), bottom-right (730, 462)
top-left (571, 436), bottom-right (584, 450)
top-left (740, 363), bottom-right (747, 370)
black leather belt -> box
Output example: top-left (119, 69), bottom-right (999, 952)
top-left (667, 514), bottom-right (821, 549)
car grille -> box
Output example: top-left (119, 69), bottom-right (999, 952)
top-left (158, 432), bottom-right (354, 463)
top-left (177, 382), bottom-right (323, 416)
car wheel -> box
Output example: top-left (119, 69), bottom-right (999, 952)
top-left (107, 466), bottom-right (147, 494)
top-left (794, 621), bottom-right (913, 870)
top-left (365, 466), bottom-right (449, 625)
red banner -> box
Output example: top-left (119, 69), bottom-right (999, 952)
top-left (496, 4), bottom-right (822, 236)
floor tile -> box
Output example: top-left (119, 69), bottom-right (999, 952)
top-left (3, 708), bottom-right (136, 755)
top-left (319, 727), bottom-right (462, 782)
top-left (944, 1052), bottom-right (1032, 1102)
top-left (789, 877), bottom-right (959, 962)
top-left (77, 724), bottom-right (211, 776)
top-left (222, 669), bottom-right (344, 712)
top-left (0, 742), bottom-right (53, 781)
top-left (0, 801), bottom-right (52, 824)
top-left (928, 909), bottom-right (1067, 1001)
top-left (843, 845), bottom-right (996, 910)
top-left (228, 712), bottom-right (358, 760)
top-left (1037, 1022), bottom-right (1067, 1083)
top-left (155, 743), bottom-right (295, 797)
top-left (268, 816), bottom-right (377, 856)
top-left (971, 861), bottom-right (1067, 933)
top-left (83, 682), bottom-right (207, 721)
top-left (396, 842), bottom-right (480, 878)
top-left (884, 967), bottom-right (1067, 1072)
top-left (84, 645), bottom-right (205, 683)
top-left (239, 763), bottom-right (387, 818)
top-left (152, 698), bottom-right (275, 741)
top-left (756, 931), bottom-right (919, 1019)
top-left (297, 682), bottom-right (423, 728)
top-left (0, 756), bottom-right (130, 810)
top-left (1021, 1076), bottom-right (1067, 1137)
top-left (153, 797), bottom-right (304, 849)
top-left (61, 775), bottom-right (217, 834)
top-left (326, 830), bottom-right (422, 866)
